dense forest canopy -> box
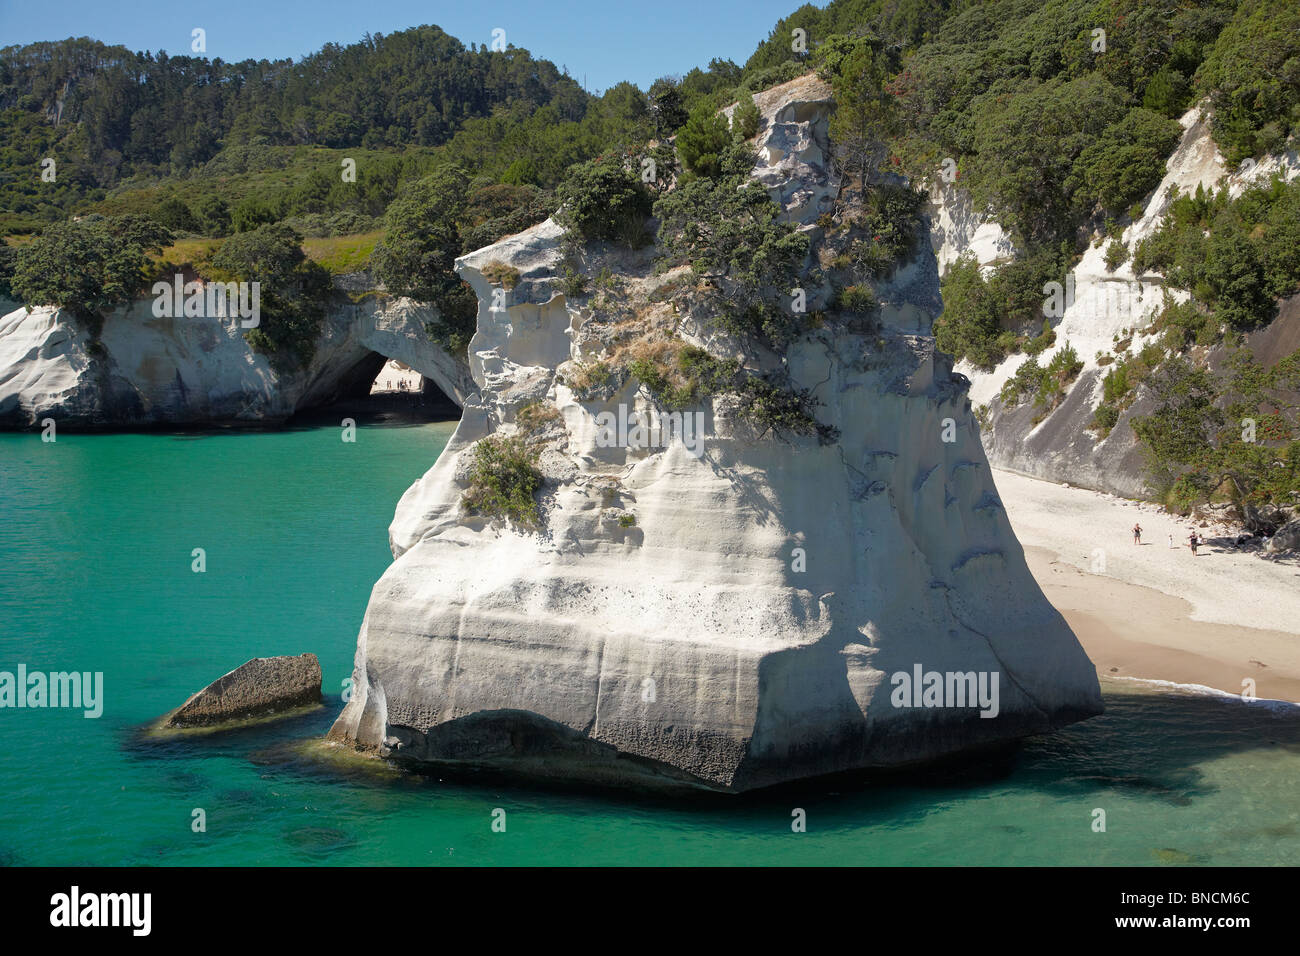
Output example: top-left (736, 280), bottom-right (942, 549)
top-left (0, 26), bottom-right (593, 231)
top-left (1, 0), bottom-right (1298, 511)
top-left (2, 0), bottom-right (1297, 361)
top-left (1, 0), bottom-right (1293, 239)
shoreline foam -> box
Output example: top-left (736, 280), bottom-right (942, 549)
top-left (994, 468), bottom-right (1300, 702)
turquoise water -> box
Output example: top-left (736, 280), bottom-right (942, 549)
top-left (1, 425), bottom-right (1298, 866)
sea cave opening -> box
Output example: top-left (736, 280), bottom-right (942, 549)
top-left (288, 350), bottom-right (460, 426)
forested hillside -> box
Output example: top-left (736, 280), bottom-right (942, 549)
top-left (2, 0), bottom-right (1297, 514)
top-left (0, 26), bottom-right (598, 232)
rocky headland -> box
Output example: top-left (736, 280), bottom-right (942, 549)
top-left (328, 76), bottom-right (1104, 792)
top-left (0, 292), bottom-right (471, 429)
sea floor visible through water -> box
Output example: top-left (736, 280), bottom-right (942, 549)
top-left (0, 424), bottom-right (1296, 866)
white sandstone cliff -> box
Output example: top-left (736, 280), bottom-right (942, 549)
top-left (928, 104), bottom-right (1300, 497)
top-left (330, 77), bottom-right (1103, 792)
top-left (0, 294), bottom-right (472, 428)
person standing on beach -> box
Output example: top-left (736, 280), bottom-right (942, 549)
top-left (1167, 532), bottom-right (1174, 549)
top-left (1189, 531), bottom-right (1199, 556)
top-left (1133, 523), bottom-right (1142, 544)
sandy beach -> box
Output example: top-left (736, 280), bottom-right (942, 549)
top-left (370, 359), bottom-right (423, 394)
top-left (993, 468), bottom-right (1300, 703)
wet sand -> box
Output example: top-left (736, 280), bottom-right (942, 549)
top-left (1025, 545), bottom-right (1300, 703)
top-left (994, 469), bottom-right (1300, 704)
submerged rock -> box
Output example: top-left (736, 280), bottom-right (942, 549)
top-left (329, 76), bottom-right (1103, 792)
top-left (167, 654), bottom-right (322, 728)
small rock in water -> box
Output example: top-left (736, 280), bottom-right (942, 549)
top-left (165, 653), bottom-right (322, 728)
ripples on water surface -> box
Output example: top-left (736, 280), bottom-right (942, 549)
top-left (0, 427), bottom-right (1296, 865)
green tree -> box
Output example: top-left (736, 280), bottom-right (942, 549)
top-left (1131, 357), bottom-right (1224, 490)
top-left (211, 222), bottom-right (331, 369)
top-left (648, 81), bottom-right (688, 138)
top-left (654, 145), bottom-right (809, 349)
top-left (554, 155), bottom-right (652, 246)
top-left (11, 215), bottom-right (171, 325)
top-left (369, 165), bottom-right (479, 353)
top-left (193, 195), bottom-right (231, 236)
top-left (501, 158), bottom-right (539, 186)
top-left (232, 197), bottom-right (279, 233)
top-left (1196, 0), bottom-right (1300, 164)
top-left (154, 196), bottom-right (196, 232)
top-left (1069, 108), bottom-right (1183, 216)
top-left (676, 102), bottom-right (733, 179)
top-left (732, 95), bottom-right (761, 140)
top-left (1142, 67), bottom-right (1190, 118)
top-left (967, 75), bottom-right (1127, 245)
top-left (598, 81), bottom-right (650, 143)
top-left (934, 253), bottom-right (1003, 370)
top-left (822, 34), bottom-right (898, 183)
top-left (854, 184), bottom-right (924, 278)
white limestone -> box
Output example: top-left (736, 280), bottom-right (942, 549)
top-left (0, 295), bottom-right (472, 427)
top-left (331, 77), bottom-right (1103, 792)
top-left (929, 104), bottom-right (1300, 494)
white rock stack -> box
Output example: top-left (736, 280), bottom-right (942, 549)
top-left (329, 76), bottom-right (1103, 792)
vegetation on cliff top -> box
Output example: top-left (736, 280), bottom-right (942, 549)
top-left (1130, 350), bottom-right (1300, 515)
top-left (367, 165), bottom-right (479, 354)
top-left (3, 0), bottom-right (1297, 508)
top-left (6, 2), bottom-right (1293, 357)
top-left (1133, 177), bottom-right (1300, 336)
top-left (209, 223), bottom-right (334, 370)
top-left (9, 215), bottom-right (172, 333)
top-left (460, 434), bottom-right (544, 527)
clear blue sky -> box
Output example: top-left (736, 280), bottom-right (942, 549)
top-left (0, 0), bottom-right (811, 92)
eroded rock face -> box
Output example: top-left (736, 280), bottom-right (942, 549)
top-left (929, 104), bottom-right (1300, 497)
top-left (330, 77), bottom-right (1103, 792)
top-left (0, 305), bottom-right (102, 425)
top-left (166, 654), bottom-right (322, 728)
top-left (0, 295), bottom-right (472, 429)
top-left (746, 74), bottom-right (839, 223)
top-left (927, 180), bottom-right (1018, 276)
top-left (1267, 518), bottom-right (1300, 553)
